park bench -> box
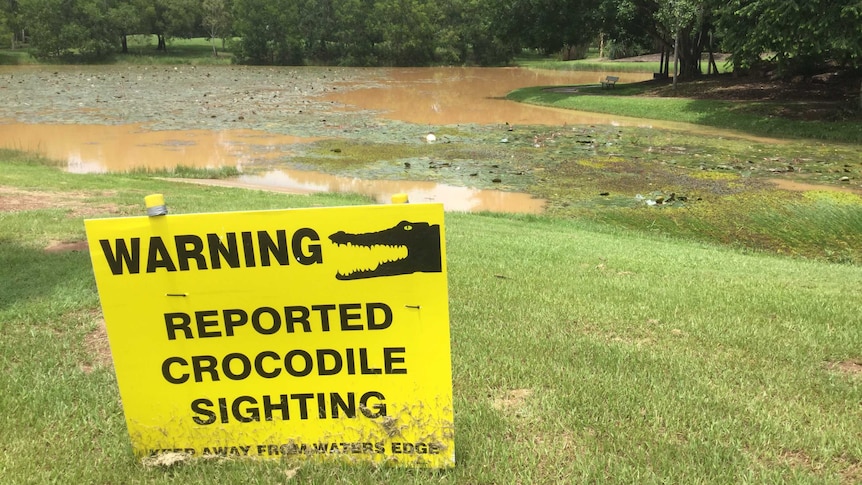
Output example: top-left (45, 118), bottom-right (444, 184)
top-left (601, 76), bottom-right (619, 88)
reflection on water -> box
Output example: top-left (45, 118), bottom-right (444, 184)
top-left (175, 168), bottom-right (545, 213)
top-left (0, 122), bottom-right (316, 172)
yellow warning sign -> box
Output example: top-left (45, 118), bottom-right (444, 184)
top-left (84, 203), bottom-right (454, 467)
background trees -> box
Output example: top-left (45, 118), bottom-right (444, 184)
top-left (494, 0), bottom-right (602, 59)
top-left (0, 0), bottom-right (25, 49)
top-left (4, 0), bottom-right (862, 80)
top-left (716, 0), bottom-right (862, 74)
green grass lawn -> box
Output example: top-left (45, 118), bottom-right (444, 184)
top-left (117, 36), bottom-right (235, 65)
top-left (2, 154), bottom-right (860, 484)
top-left (507, 84), bottom-right (862, 144)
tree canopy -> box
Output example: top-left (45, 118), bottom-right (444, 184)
top-left (1, 0), bottom-right (860, 76)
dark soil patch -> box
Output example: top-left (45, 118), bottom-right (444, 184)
top-left (636, 74), bottom-right (861, 121)
top-left (612, 53), bottom-right (858, 104)
top-left (643, 75), bottom-right (854, 102)
top-left (81, 317), bottom-right (112, 374)
top-left (45, 240), bottom-right (89, 253)
top-left (0, 187), bottom-right (123, 217)
top-left (606, 52), bottom-right (861, 122)
top-left (828, 360), bottom-right (862, 376)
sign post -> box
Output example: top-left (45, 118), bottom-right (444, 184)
top-left (85, 202), bottom-right (454, 467)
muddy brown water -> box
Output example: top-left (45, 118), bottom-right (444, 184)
top-left (0, 66), bottom-right (758, 213)
top-left (0, 122), bottom-right (318, 172)
top-left (324, 67), bottom-right (654, 126)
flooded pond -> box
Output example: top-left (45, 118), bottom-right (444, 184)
top-left (0, 65), bottom-right (661, 212)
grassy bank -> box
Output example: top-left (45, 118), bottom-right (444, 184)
top-left (2, 154), bottom-right (861, 484)
top-left (0, 36), bottom-right (234, 66)
top-left (507, 84), bottom-right (862, 144)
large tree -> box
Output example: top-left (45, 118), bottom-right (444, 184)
top-left (372, 0), bottom-right (437, 65)
top-left (108, 0), bottom-right (144, 54)
top-left (136, 0), bottom-right (198, 52)
top-left (600, 0), bottom-right (717, 78)
top-left (495, 0), bottom-right (602, 56)
top-left (20, 0), bottom-right (119, 58)
top-left (232, 0), bottom-right (301, 64)
top-left (0, 0), bottom-right (20, 48)
top-left (435, 0), bottom-right (513, 65)
top-left (715, 0), bottom-right (862, 75)
top-left (201, 0), bottom-right (231, 56)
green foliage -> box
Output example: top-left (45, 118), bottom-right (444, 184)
top-left (601, 0), bottom-right (719, 78)
top-left (20, 0), bottom-right (77, 58)
top-left (200, 0), bottom-right (231, 56)
top-left (494, 0), bottom-right (602, 55)
top-left (7, 0), bottom-right (862, 72)
top-left (229, 0), bottom-right (513, 66)
top-left (373, 0), bottom-right (438, 65)
top-left (0, 7), bottom-right (10, 47)
top-left (232, 0), bottom-right (302, 64)
top-left (716, 0), bottom-right (862, 73)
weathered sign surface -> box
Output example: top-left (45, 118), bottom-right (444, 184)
top-left (85, 203), bottom-right (454, 467)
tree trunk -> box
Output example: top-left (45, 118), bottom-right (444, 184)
top-left (707, 32), bottom-right (717, 75)
top-left (121, 34), bottom-right (128, 54)
top-left (674, 30), bottom-right (706, 80)
top-left (673, 33), bottom-right (679, 89)
top-left (664, 45), bottom-right (671, 77)
top-left (157, 34), bottom-right (166, 52)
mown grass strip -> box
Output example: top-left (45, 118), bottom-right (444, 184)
top-left (1, 155), bottom-right (861, 484)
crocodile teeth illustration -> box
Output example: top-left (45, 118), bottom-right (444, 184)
top-left (329, 221), bottom-right (442, 280)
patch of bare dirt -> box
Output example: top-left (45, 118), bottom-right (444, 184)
top-left (604, 55), bottom-right (861, 123)
top-left (827, 360), bottom-right (862, 376)
top-left (142, 451), bottom-right (193, 468)
top-left (81, 317), bottom-right (112, 374)
top-left (0, 186), bottom-right (123, 217)
top-left (492, 388), bottom-right (533, 415)
top-left (842, 461), bottom-right (862, 484)
top-left (613, 53), bottom-right (857, 103)
top-left (45, 240), bottom-right (89, 253)
top-left (640, 74), bottom-right (858, 104)
top-left (750, 447), bottom-right (862, 484)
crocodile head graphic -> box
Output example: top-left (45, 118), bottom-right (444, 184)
top-left (329, 220), bottom-right (442, 280)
